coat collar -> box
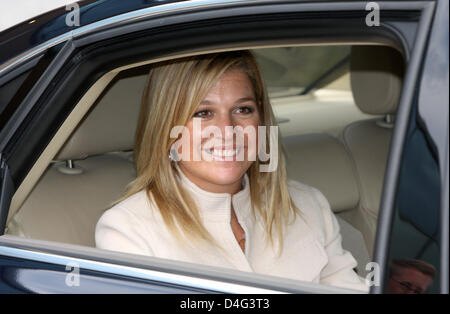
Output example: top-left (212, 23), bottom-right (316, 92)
top-left (174, 164), bottom-right (252, 223)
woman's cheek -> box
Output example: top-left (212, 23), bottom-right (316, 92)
top-left (246, 126), bottom-right (258, 162)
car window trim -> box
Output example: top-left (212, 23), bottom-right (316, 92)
top-left (0, 32), bottom-right (72, 79)
top-left (0, 54), bottom-right (43, 88)
top-left (0, 0), bottom-right (430, 78)
top-left (0, 235), bottom-right (360, 294)
top-left (70, 0), bottom-right (430, 43)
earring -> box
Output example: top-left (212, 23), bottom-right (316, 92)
top-left (168, 144), bottom-right (179, 162)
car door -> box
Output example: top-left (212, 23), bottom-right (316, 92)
top-left (0, 0), bottom-right (443, 294)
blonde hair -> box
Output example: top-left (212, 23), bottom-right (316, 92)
top-left (116, 50), bottom-right (299, 253)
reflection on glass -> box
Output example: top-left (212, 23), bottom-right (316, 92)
top-left (386, 259), bottom-right (436, 294)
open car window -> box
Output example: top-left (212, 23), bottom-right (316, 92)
top-left (2, 44), bottom-right (392, 293)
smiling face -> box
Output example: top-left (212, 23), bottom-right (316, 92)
top-left (177, 69), bottom-right (260, 194)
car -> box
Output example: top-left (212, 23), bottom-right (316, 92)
top-left (0, 0), bottom-right (448, 295)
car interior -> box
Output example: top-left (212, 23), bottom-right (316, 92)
top-left (4, 44), bottom-right (405, 278)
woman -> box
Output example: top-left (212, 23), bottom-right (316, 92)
top-left (95, 50), bottom-right (367, 291)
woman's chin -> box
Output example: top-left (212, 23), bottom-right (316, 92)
top-left (179, 161), bottom-right (250, 190)
top-left (210, 173), bottom-right (244, 186)
top-left (202, 162), bottom-right (244, 182)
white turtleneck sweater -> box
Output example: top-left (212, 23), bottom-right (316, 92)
top-left (95, 169), bottom-right (367, 292)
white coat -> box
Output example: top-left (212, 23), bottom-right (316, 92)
top-left (95, 168), bottom-right (368, 292)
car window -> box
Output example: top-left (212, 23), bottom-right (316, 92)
top-left (383, 75), bottom-right (441, 295)
top-left (0, 44), bottom-right (63, 133)
top-left (0, 70), bottom-right (31, 114)
top-left (4, 43), bottom-right (406, 293)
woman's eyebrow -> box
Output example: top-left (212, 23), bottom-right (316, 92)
top-left (199, 97), bottom-right (256, 106)
top-left (235, 97), bottom-right (257, 104)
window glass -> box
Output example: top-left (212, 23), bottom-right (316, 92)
top-left (0, 43), bottom-right (64, 132)
top-left (384, 102), bottom-right (441, 294)
top-left (253, 46), bottom-right (350, 97)
top-left (0, 69), bottom-right (32, 129)
top-left (0, 70), bottom-right (31, 114)
top-left (7, 45), bottom-right (400, 293)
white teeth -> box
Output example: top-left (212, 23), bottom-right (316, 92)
top-left (205, 147), bottom-right (241, 158)
top-left (214, 149), bottom-right (237, 157)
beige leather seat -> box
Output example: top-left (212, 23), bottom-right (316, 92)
top-left (6, 153), bottom-right (136, 246)
top-left (338, 46), bottom-right (405, 256)
top-left (6, 70), bottom-right (146, 246)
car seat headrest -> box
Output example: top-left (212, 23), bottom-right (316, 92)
top-left (350, 45), bottom-right (405, 115)
top-left (55, 69), bottom-right (148, 161)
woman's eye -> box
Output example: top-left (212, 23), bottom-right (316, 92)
top-left (193, 110), bottom-right (212, 118)
top-left (236, 106), bottom-right (254, 114)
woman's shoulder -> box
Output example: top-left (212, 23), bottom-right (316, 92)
top-left (97, 190), bottom-right (155, 228)
top-left (95, 190), bottom-right (155, 254)
top-left (286, 178), bottom-right (334, 238)
top-left (112, 189), bottom-right (151, 212)
top-left (286, 179), bottom-right (330, 211)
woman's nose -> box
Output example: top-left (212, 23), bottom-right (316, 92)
top-left (213, 113), bottom-right (236, 143)
top-left (215, 113), bottom-right (235, 131)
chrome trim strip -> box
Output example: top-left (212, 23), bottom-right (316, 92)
top-left (0, 0), bottom-right (255, 76)
top-left (0, 245), bottom-right (285, 294)
top-left (0, 0), bottom-right (432, 77)
top-left (72, 0), bottom-right (434, 40)
top-left (0, 32), bottom-right (72, 77)
top-left (71, 0), bottom-right (256, 38)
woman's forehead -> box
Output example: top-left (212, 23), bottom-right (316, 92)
top-left (202, 70), bottom-right (255, 100)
